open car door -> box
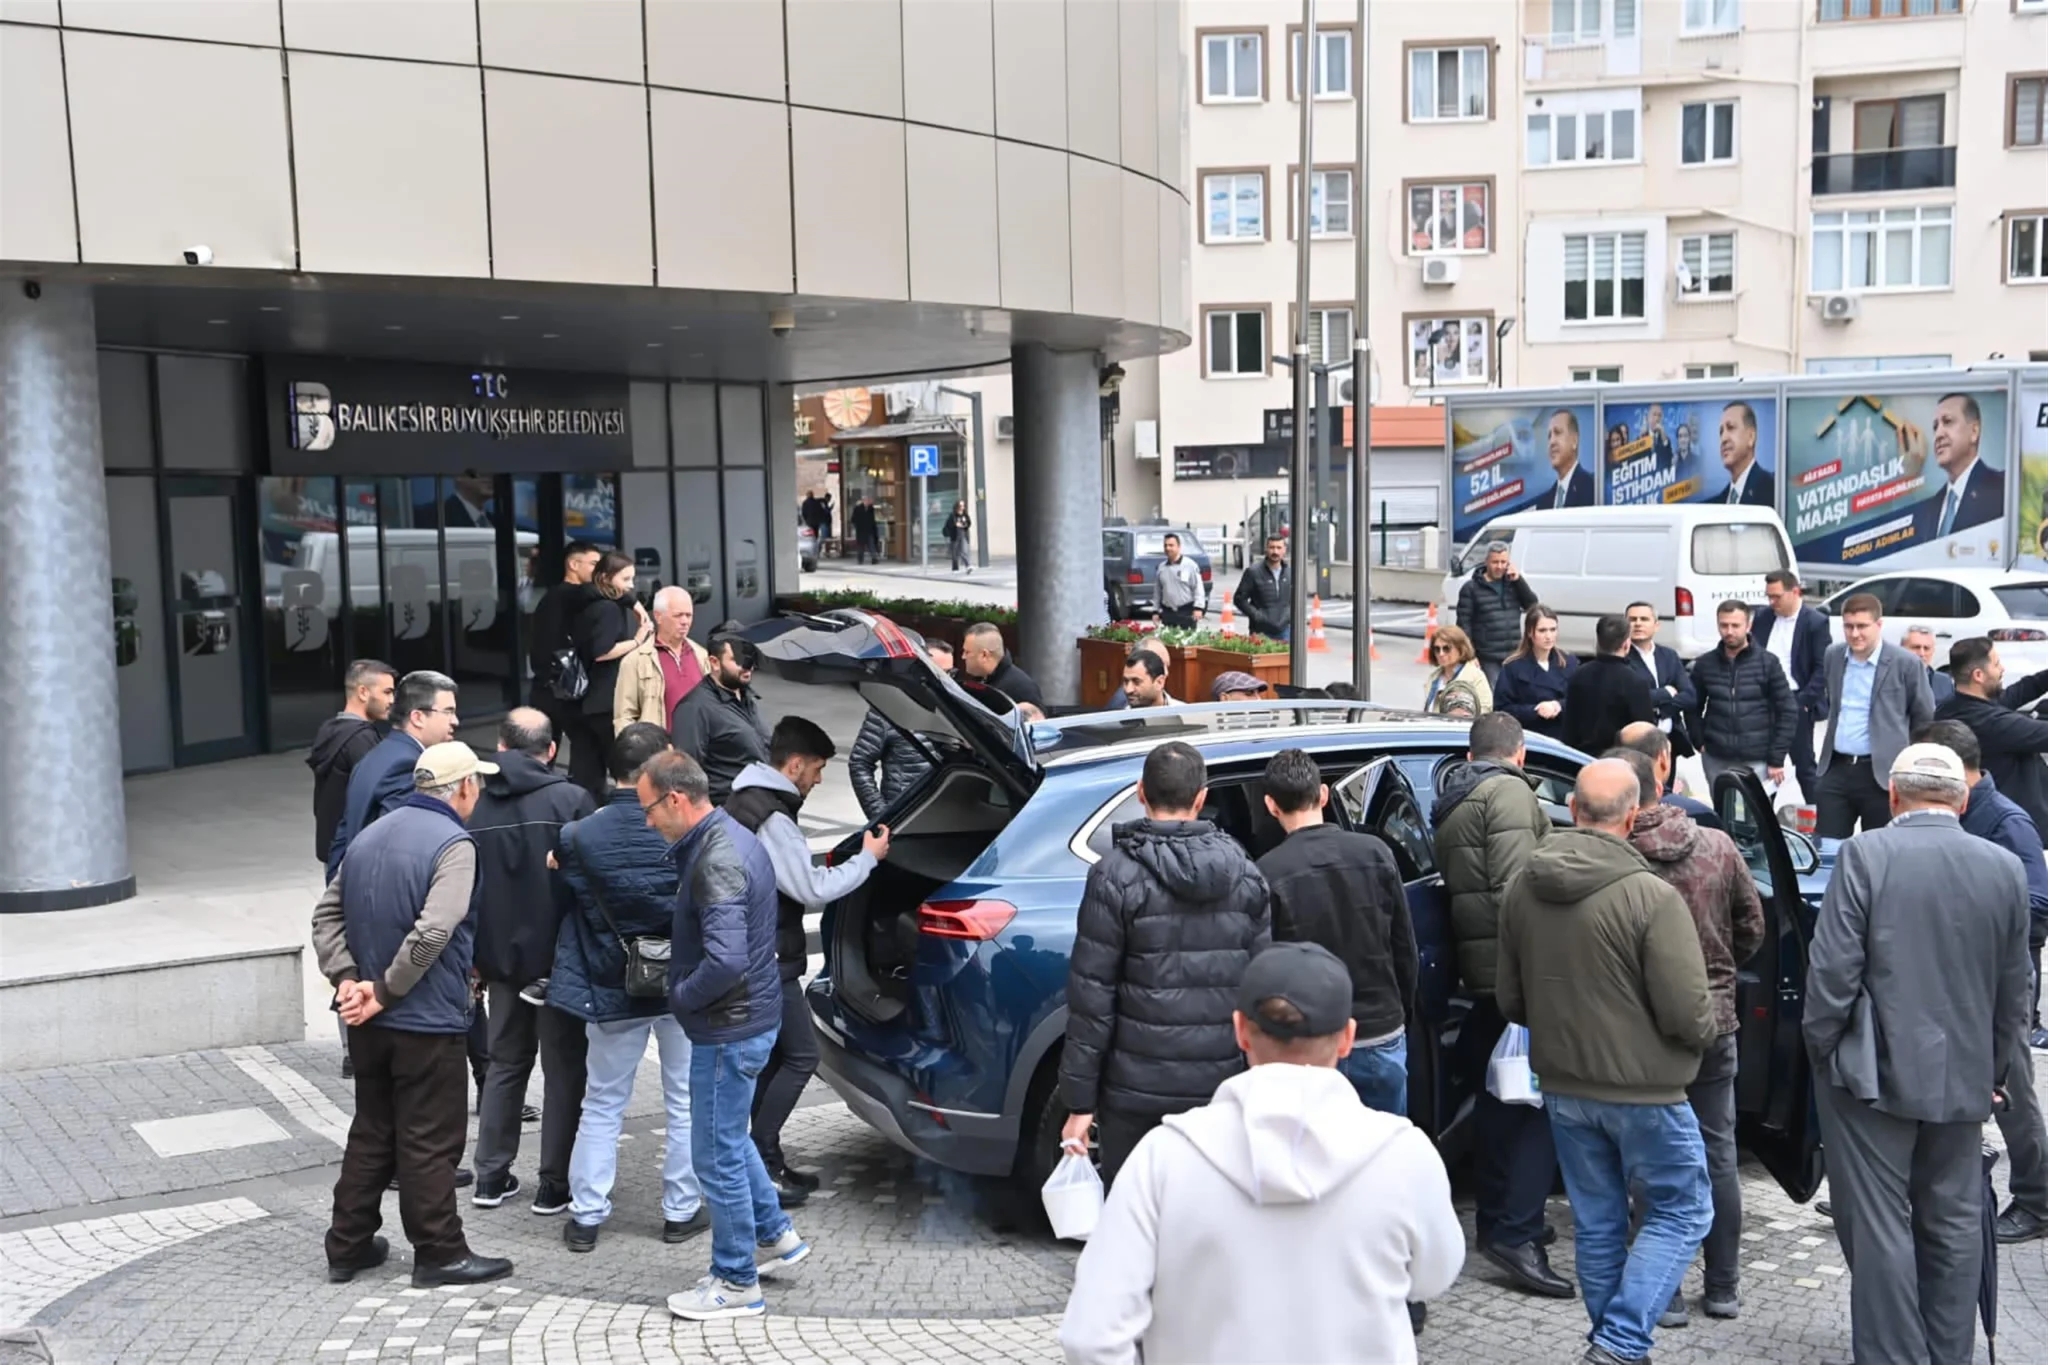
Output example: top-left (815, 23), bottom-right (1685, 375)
top-left (1717, 767), bottom-right (1824, 1204)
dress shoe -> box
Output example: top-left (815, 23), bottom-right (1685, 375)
top-left (1815, 1199), bottom-right (1832, 1220)
top-left (563, 1220), bottom-right (599, 1253)
top-left (411, 1252), bottom-right (513, 1288)
top-left (454, 1167), bottom-right (474, 1190)
top-left (1479, 1239), bottom-right (1575, 1299)
top-left (1659, 1290), bottom-right (1689, 1328)
top-left (1538, 1223), bottom-right (1558, 1248)
top-left (663, 1211), bottom-right (710, 1244)
top-left (772, 1161), bottom-right (822, 1193)
top-left (326, 1235), bottom-right (388, 1283)
top-left (1996, 1202), bottom-right (2048, 1243)
top-left (1407, 1301), bottom-right (1426, 1336)
top-left (769, 1169), bottom-right (810, 1208)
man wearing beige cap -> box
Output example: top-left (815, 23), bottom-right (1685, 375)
top-left (312, 741), bottom-right (516, 1289)
top-left (1805, 741), bottom-right (2032, 1365)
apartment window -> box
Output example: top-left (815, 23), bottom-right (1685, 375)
top-left (1204, 307), bottom-right (1269, 377)
top-left (1289, 27), bottom-right (1353, 99)
top-left (1571, 366), bottom-right (1624, 382)
top-left (1682, 101), bottom-right (1738, 165)
top-left (1408, 44), bottom-right (1490, 122)
top-left (1306, 308), bottom-right (1355, 365)
top-left (1564, 231), bottom-right (1648, 322)
top-left (1405, 315), bottom-right (1491, 386)
top-left (1683, 0), bottom-right (1741, 32)
top-left (1677, 232), bottom-right (1736, 296)
top-left (1289, 168), bottom-right (1354, 238)
top-left (1551, 0), bottom-right (1604, 42)
top-left (1854, 94), bottom-right (1943, 149)
top-left (1818, 0), bottom-right (1959, 19)
top-left (1686, 363), bottom-right (1739, 379)
top-left (1527, 93), bottom-right (1641, 166)
top-left (2009, 212), bottom-right (2048, 282)
top-left (2013, 76), bottom-right (2046, 148)
top-left (1407, 181), bottom-right (1493, 254)
top-left (1810, 206), bottom-right (1953, 292)
top-left (1202, 171), bottom-right (1266, 243)
top-left (1200, 31), bottom-right (1264, 103)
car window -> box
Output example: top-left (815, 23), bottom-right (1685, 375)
top-left (1133, 530), bottom-right (1205, 558)
top-left (1718, 782), bottom-right (1775, 899)
top-left (1954, 586), bottom-right (1981, 617)
top-left (1891, 577), bottom-right (1958, 618)
top-left (1456, 526), bottom-right (1514, 573)
top-left (1691, 523), bottom-right (1788, 575)
top-left (1333, 759), bottom-right (1388, 828)
top-left (1102, 531), bottom-right (1128, 559)
top-left (1082, 787), bottom-right (1144, 860)
top-left (1830, 578), bottom-right (1899, 615)
top-left (1372, 792), bottom-right (1436, 880)
top-left (1992, 583), bottom-right (2048, 619)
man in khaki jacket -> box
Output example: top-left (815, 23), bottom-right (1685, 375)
top-left (614, 586), bottom-right (710, 734)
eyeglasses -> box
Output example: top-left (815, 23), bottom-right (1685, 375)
top-left (428, 707), bottom-right (459, 718)
top-left (1432, 644), bottom-right (1457, 656)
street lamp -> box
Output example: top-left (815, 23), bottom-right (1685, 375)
top-left (1494, 316), bottom-right (1517, 389)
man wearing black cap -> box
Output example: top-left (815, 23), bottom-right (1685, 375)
top-left (1060, 942), bottom-right (1464, 1365)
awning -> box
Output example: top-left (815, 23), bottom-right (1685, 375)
top-left (828, 419), bottom-right (964, 443)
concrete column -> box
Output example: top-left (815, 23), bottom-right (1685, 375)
top-left (1011, 342), bottom-right (1105, 706)
top-left (0, 283), bottom-right (133, 910)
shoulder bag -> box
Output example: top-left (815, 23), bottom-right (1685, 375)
top-left (561, 826), bottom-right (668, 998)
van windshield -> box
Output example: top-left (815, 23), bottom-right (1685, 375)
top-left (1691, 524), bottom-right (1787, 575)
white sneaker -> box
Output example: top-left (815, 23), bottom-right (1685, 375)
top-left (755, 1227), bottom-right (810, 1277)
top-left (667, 1275), bottom-right (765, 1321)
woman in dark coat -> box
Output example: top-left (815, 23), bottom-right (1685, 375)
top-left (1492, 605), bottom-right (1576, 741)
top-left (565, 550), bottom-right (650, 796)
top-left (945, 501), bottom-right (973, 573)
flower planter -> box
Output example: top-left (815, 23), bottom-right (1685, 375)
top-left (1078, 636), bottom-right (1130, 709)
top-left (1182, 646), bottom-right (1290, 702)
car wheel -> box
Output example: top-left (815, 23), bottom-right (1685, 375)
top-left (1107, 584), bottom-right (1131, 620)
top-left (1014, 1056), bottom-right (1093, 1201)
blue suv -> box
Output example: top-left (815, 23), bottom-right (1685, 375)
top-left (745, 610), bottom-right (1823, 1204)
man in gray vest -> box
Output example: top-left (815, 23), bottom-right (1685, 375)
top-left (314, 741), bottom-right (515, 1289)
top-left (1805, 742), bottom-right (2031, 1365)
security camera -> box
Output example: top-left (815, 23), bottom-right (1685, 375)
top-left (182, 245), bottom-right (214, 266)
top-left (21, 280), bottom-right (40, 301)
top-left (769, 308), bottom-right (795, 339)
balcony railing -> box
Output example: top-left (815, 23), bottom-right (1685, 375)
top-left (1818, 0), bottom-right (1959, 20)
top-left (1811, 145), bottom-right (1956, 195)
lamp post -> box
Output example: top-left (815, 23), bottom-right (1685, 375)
top-left (1351, 0), bottom-right (1372, 700)
top-left (1286, 0), bottom-right (1318, 687)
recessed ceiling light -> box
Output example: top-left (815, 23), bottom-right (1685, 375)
top-left (542, 332), bottom-right (560, 339)
top-left (670, 324), bottom-right (689, 331)
top-left (500, 314), bottom-right (520, 321)
top-left (384, 324), bottom-right (405, 331)
top-left (646, 341), bottom-right (663, 349)
top-left (258, 305), bottom-right (282, 313)
top-left (207, 318), bottom-right (228, 325)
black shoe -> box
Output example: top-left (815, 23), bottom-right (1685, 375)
top-left (518, 978), bottom-right (549, 1008)
top-left (773, 1175), bottom-right (810, 1209)
top-left (454, 1167), bottom-right (474, 1190)
top-left (1659, 1290), bottom-right (1690, 1328)
top-left (1538, 1223), bottom-right (1558, 1248)
top-left (768, 1160), bottom-right (821, 1193)
top-left (1703, 1287), bottom-right (1740, 1319)
top-left (563, 1220), bottom-right (599, 1252)
top-left (1815, 1199), bottom-right (1832, 1220)
top-left (663, 1211), bottom-right (710, 1244)
top-left (1996, 1203), bottom-right (2048, 1243)
top-left (412, 1252), bottom-right (513, 1288)
top-left (1407, 1301), bottom-right (1426, 1336)
top-left (531, 1180), bottom-right (570, 1216)
top-left (340, 1052), bottom-right (354, 1080)
top-left (471, 1173), bottom-right (521, 1208)
top-left (519, 1104), bottom-right (541, 1124)
top-left (326, 1235), bottom-right (388, 1283)
top-left (1479, 1240), bottom-right (1576, 1299)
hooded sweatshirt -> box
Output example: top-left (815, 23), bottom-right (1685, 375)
top-left (1496, 827), bottom-right (1717, 1105)
top-left (1627, 802), bottom-right (1764, 1036)
top-left (1059, 1065), bottom-right (1464, 1365)
top-left (308, 713), bottom-right (380, 863)
top-left (722, 762), bottom-right (878, 979)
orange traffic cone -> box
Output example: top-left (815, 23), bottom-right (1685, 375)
top-left (1370, 628), bottom-right (1383, 662)
top-left (1218, 591), bottom-right (1237, 635)
top-left (1415, 604), bottom-right (1439, 663)
top-left (1307, 596), bottom-right (1329, 653)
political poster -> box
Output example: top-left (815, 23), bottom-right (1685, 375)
top-left (2017, 378), bottom-right (2048, 570)
top-left (1784, 386), bottom-right (2010, 571)
top-left (1448, 400), bottom-right (1599, 542)
top-left (1601, 395), bottom-right (1779, 510)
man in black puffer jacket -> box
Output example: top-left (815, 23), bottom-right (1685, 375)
top-left (847, 641), bottom-right (952, 819)
top-left (1059, 741), bottom-right (1271, 1184)
top-left (1455, 542), bottom-right (1538, 682)
top-left (1688, 600), bottom-right (1797, 786)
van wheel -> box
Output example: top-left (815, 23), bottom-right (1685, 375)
top-left (1107, 584), bottom-right (1131, 621)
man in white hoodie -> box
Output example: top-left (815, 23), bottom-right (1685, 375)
top-left (1060, 942), bottom-right (1465, 1365)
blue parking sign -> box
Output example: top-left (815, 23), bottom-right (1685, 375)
top-left (909, 443), bottom-right (941, 477)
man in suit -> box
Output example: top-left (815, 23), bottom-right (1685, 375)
top-left (1544, 409), bottom-right (1594, 509)
top-left (1752, 571), bottom-right (1831, 801)
top-left (1563, 615), bottom-right (1657, 757)
top-left (1910, 393), bottom-right (2003, 543)
top-left (444, 475), bottom-right (495, 529)
top-left (1719, 402), bottom-right (1773, 508)
top-left (1816, 594), bottom-right (1936, 839)
top-left (1805, 742), bottom-right (2030, 1365)
top-left (1901, 626), bottom-right (1955, 704)
top-left (1623, 602), bottom-right (1697, 754)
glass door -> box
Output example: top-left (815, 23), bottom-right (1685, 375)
top-left (164, 477), bottom-right (261, 763)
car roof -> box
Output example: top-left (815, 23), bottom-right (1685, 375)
top-left (1838, 567), bottom-right (2048, 586)
top-left (1035, 704), bottom-right (1540, 772)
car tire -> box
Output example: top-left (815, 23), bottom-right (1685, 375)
top-left (1107, 584), bottom-right (1131, 620)
top-left (1013, 1055), bottom-right (1092, 1206)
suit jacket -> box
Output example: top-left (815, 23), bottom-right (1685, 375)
top-left (1562, 655), bottom-right (1657, 757)
top-left (1911, 461), bottom-right (2005, 541)
top-left (1548, 465), bottom-right (1595, 510)
top-left (1751, 604), bottom-right (1830, 714)
top-left (1927, 666), bottom-right (1955, 705)
top-left (1803, 810), bottom-right (2030, 1123)
top-left (1819, 641), bottom-right (1933, 776)
top-left (1624, 643), bottom-right (1697, 724)
top-left (1725, 465), bottom-right (1774, 509)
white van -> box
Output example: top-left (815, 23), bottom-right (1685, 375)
top-left (1441, 505), bottom-right (1795, 659)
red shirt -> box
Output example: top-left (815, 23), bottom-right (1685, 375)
top-left (658, 643), bottom-right (702, 719)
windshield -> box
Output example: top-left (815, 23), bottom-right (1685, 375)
top-left (1692, 524), bottom-right (1788, 575)
top-left (1135, 530), bottom-right (1205, 557)
top-left (1993, 584), bottom-right (2048, 619)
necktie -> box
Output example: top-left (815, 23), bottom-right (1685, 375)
top-left (1938, 487), bottom-right (1959, 537)
top-left (1725, 479), bottom-right (1739, 505)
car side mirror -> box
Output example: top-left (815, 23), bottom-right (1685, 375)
top-left (1782, 828), bottom-right (1822, 876)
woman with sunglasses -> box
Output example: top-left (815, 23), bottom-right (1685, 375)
top-left (1492, 606), bottom-right (1576, 741)
top-left (1424, 625), bottom-right (1493, 717)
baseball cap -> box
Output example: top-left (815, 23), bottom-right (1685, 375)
top-left (415, 741), bottom-right (499, 788)
top-left (1890, 742), bottom-right (1966, 783)
top-left (1211, 670), bottom-right (1265, 700)
top-left (1236, 942), bottom-right (1353, 1040)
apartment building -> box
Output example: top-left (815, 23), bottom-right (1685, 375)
top-left (1157, 0), bottom-right (2048, 531)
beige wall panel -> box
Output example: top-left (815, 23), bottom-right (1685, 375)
top-left (478, 0), bottom-right (643, 83)
top-left (903, 0), bottom-right (993, 134)
top-left (62, 0), bottom-right (277, 46)
top-left (486, 71), bottom-right (651, 285)
top-left (0, 24), bottom-right (76, 262)
top-left (280, 0), bottom-right (476, 64)
top-left (1157, 182), bottom-right (1187, 336)
top-left (1064, 0), bottom-right (1120, 164)
top-left (787, 0), bottom-right (902, 119)
top-left (1117, 0), bottom-right (1156, 178)
top-left (1068, 156), bottom-right (1124, 319)
top-left (651, 89), bottom-right (793, 293)
top-left (997, 140), bottom-right (1071, 312)
top-left (66, 34), bottom-right (294, 268)
top-left (791, 108), bottom-right (907, 300)
top-left (0, 1), bottom-right (59, 23)
top-left (290, 53), bottom-right (488, 277)
top-left (905, 125), bottom-right (999, 306)
top-left (992, 0), bottom-right (1065, 148)
top-left (646, 0), bottom-right (784, 101)
top-left (1154, 0), bottom-right (1181, 194)
top-left (1122, 169), bottom-right (1160, 327)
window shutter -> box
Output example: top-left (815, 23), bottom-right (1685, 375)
top-left (1565, 235), bottom-right (1590, 282)
top-left (1620, 233), bottom-right (1647, 280)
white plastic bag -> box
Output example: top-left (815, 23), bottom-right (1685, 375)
top-left (1041, 1149), bottom-right (1104, 1241)
top-left (1486, 1024), bottom-right (1543, 1108)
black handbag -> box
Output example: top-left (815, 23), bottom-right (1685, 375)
top-left (562, 827), bottom-right (667, 999)
top-left (547, 646), bottom-right (589, 702)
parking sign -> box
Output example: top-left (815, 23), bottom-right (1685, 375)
top-left (909, 443), bottom-right (941, 477)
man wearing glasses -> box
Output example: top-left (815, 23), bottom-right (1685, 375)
top-left (328, 670), bottom-right (462, 877)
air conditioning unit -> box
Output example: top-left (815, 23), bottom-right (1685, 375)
top-left (1135, 419), bottom-right (1159, 461)
top-left (1820, 293), bottom-right (1860, 323)
top-left (996, 414), bottom-right (1015, 439)
top-left (1422, 256), bottom-right (1461, 287)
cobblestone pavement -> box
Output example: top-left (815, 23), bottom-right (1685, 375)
top-left (2, 1039), bottom-right (2045, 1362)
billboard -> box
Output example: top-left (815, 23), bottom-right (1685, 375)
top-left (1785, 386), bottom-right (2010, 571)
top-left (2017, 377), bottom-right (2048, 569)
top-left (1601, 395), bottom-right (1779, 510)
top-left (1448, 400), bottom-right (1599, 542)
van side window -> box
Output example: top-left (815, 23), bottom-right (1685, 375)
top-left (1692, 524), bottom-right (1788, 575)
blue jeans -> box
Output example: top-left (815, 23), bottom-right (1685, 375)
top-left (1338, 1033), bottom-right (1408, 1117)
top-left (689, 1027), bottom-right (792, 1286)
top-left (568, 1015), bottom-right (701, 1224)
top-left (1547, 1093), bottom-right (1713, 1361)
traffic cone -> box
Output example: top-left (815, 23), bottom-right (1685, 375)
top-left (1370, 628), bottom-right (1383, 662)
top-left (1307, 596), bottom-right (1329, 653)
top-left (1415, 604), bottom-right (1439, 663)
top-left (1218, 591), bottom-right (1236, 635)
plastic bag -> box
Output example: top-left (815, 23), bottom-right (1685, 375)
top-left (1486, 1024), bottom-right (1543, 1108)
top-left (1041, 1150), bottom-right (1104, 1241)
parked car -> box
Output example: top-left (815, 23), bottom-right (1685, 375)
top-left (742, 609), bottom-right (1824, 1208)
top-left (1102, 524), bottom-right (1214, 621)
top-left (1816, 568), bottom-right (2048, 678)
top-left (1443, 505), bottom-right (1795, 659)
top-left (798, 522), bottom-right (819, 573)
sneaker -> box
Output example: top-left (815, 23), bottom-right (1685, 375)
top-left (1659, 1290), bottom-right (1690, 1328)
top-left (519, 1104), bottom-right (541, 1125)
top-left (530, 1180), bottom-right (570, 1216)
top-left (667, 1275), bottom-right (765, 1322)
top-left (471, 1173), bottom-right (521, 1208)
top-left (2032, 1025), bottom-right (2048, 1051)
top-left (563, 1220), bottom-right (599, 1253)
top-left (518, 978), bottom-right (550, 1008)
top-left (1703, 1287), bottom-right (1741, 1319)
top-left (755, 1227), bottom-right (810, 1277)
top-left (1582, 1347), bottom-right (1647, 1365)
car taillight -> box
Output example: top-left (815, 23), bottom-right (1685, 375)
top-left (918, 899), bottom-right (1017, 940)
top-left (871, 615), bottom-right (917, 658)
top-left (1199, 567), bottom-right (1212, 581)
top-left (1990, 628), bottom-right (2048, 642)
top-left (1126, 570), bottom-right (1144, 584)
top-left (1675, 587), bottom-right (1695, 618)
